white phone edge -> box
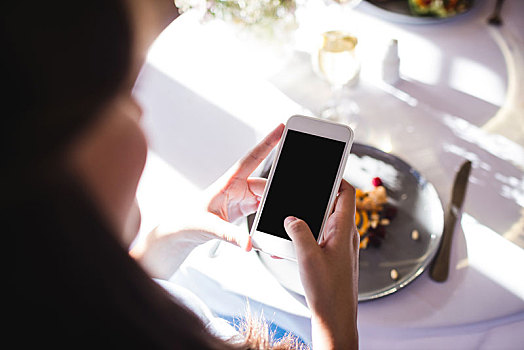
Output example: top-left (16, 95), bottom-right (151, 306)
top-left (250, 115), bottom-right (354, 261)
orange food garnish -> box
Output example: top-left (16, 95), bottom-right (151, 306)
top-left (357, 209), bottom-right (369, 236)
top-left (360, 236), bottom-right (369, 249)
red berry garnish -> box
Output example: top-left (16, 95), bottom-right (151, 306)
top-left (372, 177), bottom-right (383, 187)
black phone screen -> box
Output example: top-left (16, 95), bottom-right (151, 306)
top-left (256, 129), bottom-right (346, 240)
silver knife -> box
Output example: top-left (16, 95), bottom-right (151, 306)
top-left (429, 159), bottom-right (472, 282)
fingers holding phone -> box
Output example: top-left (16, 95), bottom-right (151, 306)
top-left (283, 216), bottom-right (319, 261)
top-left (283, 179), bottom-right (359, 294)
top-left (284, 178), bottom-right (359, 349)
top-left (323, 179), bottom-right (359, 250)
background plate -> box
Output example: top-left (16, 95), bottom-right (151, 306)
top-left (363, 0), bottom-right (474, 24)
top-left (249, 143), bottom-right (444, 301)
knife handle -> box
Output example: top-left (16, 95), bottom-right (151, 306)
top-left (429, 204), bottom-right (458, 282)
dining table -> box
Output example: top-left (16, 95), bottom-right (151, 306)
top-left (132, 0), bottom-right (524, 348)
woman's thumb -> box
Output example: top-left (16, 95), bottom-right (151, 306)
top-left (284, 216), bottom-right (319, 257)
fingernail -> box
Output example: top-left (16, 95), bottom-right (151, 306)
top-left (244, 236), bottom-right (253, 252)
top-left (284, 216), bottom-right (297, 226)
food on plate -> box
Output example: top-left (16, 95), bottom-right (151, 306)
top-left (356, 177), bottom-right (422, 251)
top-left (356, 185), bottom-right (387, 212)
top-left (355, 177), bottom-right (397, 249)
top-left (390, 268), bottom-right (399, 281)
top-left (408, 0), bottom-right (471, 18)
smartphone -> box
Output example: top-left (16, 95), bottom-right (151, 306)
top-left (250, 115), bottom-right (354, 260)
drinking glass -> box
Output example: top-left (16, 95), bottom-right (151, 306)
top-left (314, 30), bottom-right (361, 129)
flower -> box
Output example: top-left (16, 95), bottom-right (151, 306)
top-left (175, 0), bottom-right (297, 30)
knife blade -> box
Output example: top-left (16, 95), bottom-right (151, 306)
top-left (429, 159), bottom-right (472, 282)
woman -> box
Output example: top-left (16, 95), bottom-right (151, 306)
top-left (6, 0), bottom-right (359, 348)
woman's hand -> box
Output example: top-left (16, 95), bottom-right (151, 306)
top-left (131, 124), bottom-right (284, 278)
top-left (203, 123), bottom-right (285, 248)
top-left (284, 179), bottom-right (359, 349)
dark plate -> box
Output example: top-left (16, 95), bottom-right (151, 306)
top-left (249, 143), bottom-right (444, 301)
top-left (364, 0), bottom-right (474, 24)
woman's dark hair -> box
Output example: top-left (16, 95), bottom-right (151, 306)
top-left (4, 1), bottom-right (236, 348)
top-left (13, 174), bottom-right (234, 348)
top-left (3, 1), bottom-right (131, 174)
